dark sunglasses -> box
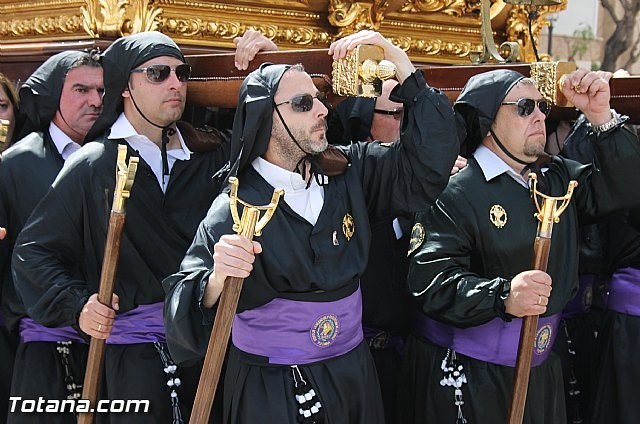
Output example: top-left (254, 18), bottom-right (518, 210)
top-left (130, 64), bottom-right (191, 83)
top-left (274, 92), bottom-right (326, 112)
top-left (501, 98), bottom-right (551, 117)
top-left (374, 108), bottom-right (403, 120)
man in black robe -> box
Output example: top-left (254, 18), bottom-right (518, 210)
top-left (399, 68), bottom-right (640, 424)
top-left (163, 30), bottom-right (458, 423)
top-left (11, 32), bottom-right (233, 423)
top-left (0, 50), bottom-right (103, 423)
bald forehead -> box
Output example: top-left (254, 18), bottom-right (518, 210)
top-left (274, 69), bottom-right (315, 102)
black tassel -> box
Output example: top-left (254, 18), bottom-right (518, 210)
top-left (153, 342), bottom-right (184, 424)
top-left (291, 365), bottom-right (324, 424)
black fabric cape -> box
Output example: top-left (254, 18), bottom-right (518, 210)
top-left (163, 70), bottom-right (458, 423)
top-left (400, 124), bottom-right (640, 424)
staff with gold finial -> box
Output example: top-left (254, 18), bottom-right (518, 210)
top-left (190, 177), bottom-right (283, 424)
top-left (78, 145), bottom-right (138, 424)
top-left (507, 174), bottom-right (577, 424)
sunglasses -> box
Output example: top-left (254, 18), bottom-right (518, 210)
top-left (274, 92), bottom-right (326, 112)
top-left (130, 64), bottom-right (191, 83)
top-left (501, 98), bottom-right (551, 117)
top-left (374, 108), bottom-right (403, 120)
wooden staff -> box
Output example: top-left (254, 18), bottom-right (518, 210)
top-left (507, 174), bottom-right (577, 424)
top-left (78, 145), bottom-right (138, 424)
top-left (190, 176), bottom-right (283, 424)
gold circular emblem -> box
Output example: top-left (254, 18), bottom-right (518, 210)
top-left (534, 324), bottom-right (553, 355)
top-left (342, 213), bottom-right (355, 241)
top-left (490, 204), bottom-right (507, 228)
top-left (408, 223), bottom-right (425, 256)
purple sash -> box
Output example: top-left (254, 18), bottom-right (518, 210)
top-left (606, 267), bottom-right (640, 316)
top-left (19, 302), bottom-right (165, 345)
top-left (107, 302), bottom-right (166, 344)
top-left (414, 312), bottom-right (561, 367)
top-left (562, 274), bottom-right (595, 318)
top-left (19, 318), bottom-right (86, 344)
top-left (232, 288), bottom-right (364, 365)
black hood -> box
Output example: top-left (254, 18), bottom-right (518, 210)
top-left (17, 50), bottom-right (92, 139)
top-left (222, 62), bottom-right (290, 178)
top-left (454, 69), bottom-right (524, 156)
top-left (85, 31), bottom-right (185, 142)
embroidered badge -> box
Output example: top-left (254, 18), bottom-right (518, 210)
top-left (342, 213), bottom-right (355, 241)
top-left (490, 204), bottom-right (508, 228)
top-left (534, 324), bottom-right (553, 355)
top-left (408, 223), bottom-right (425, 256)
top-left (311, 314), bottom-right (339, 347)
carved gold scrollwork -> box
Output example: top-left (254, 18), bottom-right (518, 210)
top-left (0, 15), bottom-right (84, 37)
top-left (328, 0), bottom-right (390, 37)
top-left (399, 0), bottom-right (469, 16)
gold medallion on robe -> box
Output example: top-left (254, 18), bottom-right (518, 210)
top-left (408, 223), bottom-right (425, 256)
top-left (342, 213), bottom-right (355, 240)
top-left (490, 204), bottom-right (507, 228)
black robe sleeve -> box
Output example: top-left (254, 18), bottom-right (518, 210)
top-left (344, 71), bottom-right (459, 221)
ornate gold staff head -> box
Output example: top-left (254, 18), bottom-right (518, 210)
top-left (332, 45), bottom-right (397, 98)
top-left (529, 173), bottom-right (578, 237)
top-left (0, 119), bottom-right (10, 149)
top-left (113, 145), bottom-right (139, 213)
top-left (229, 177), bottom-right (284, 237)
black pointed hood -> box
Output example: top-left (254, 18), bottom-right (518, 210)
top-left (85, 31), bottom-right (185, 142)
top-left (454, 69), bottom-right (524, 156)
top-left (334, 96), bottom-right (375, 144)
top-left (220, 62), bottom-right (290, 178)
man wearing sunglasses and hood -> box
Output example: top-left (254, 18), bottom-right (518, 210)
top-left (11, 30), bottom-right (275, 423)
top-left (399, 68), bottom-right (640, 424)
top-left (163, 30), bottom-right (459, 423)
top-left (0, 50), bottom-right (103, 423)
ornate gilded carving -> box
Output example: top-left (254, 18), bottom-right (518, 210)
top-left (328, 0), bottom-right (390, 37)
top-left (399, 0), bottom-right (469, 16)
top-left (0, 15), bottom-right (84, 38)
top-left (81, 0), bottom-right (161, 38)
top-left (529, 61), bottom-right (576, 105)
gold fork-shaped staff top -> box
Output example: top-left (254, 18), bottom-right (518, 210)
top-left (229, 176), bottom-right (284, 237)
top-left (113, 145), bottom-right (139, 213)
top-left (528, 173), bottom-right (578, 238)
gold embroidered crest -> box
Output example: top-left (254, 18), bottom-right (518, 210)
top-left (490, 205), bottom-right (507, 228)
top-left (408, 223), bottom-right (425, 256)
top-left (342, 213), bottom-right (355, 240)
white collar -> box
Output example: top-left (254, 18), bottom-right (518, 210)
top-left (48, 122), bottom-right (81, 158)
top-left (473, 144), bottom-right (530, 188)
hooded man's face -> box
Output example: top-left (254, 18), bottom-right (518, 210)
top-left (488, 82), bottom-right (547, 163)
top-left (270, 70), bottom-right (328, 162)
top-left (123, 55), bottom-right (187, 130)
top-left (51, 65), bottom-right (104, 143)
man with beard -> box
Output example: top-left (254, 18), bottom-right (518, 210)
top-left (0, 51), bottom-right (103, 423)
top-left (163, 30), bottom-right (459, 423)
top-left (399, 68), bottom-right (640, 424)
top-left (11, 30), bottom-right (275, 423)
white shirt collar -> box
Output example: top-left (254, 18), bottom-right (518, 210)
top-left (108, 113), bottom-right (191, 191)
top-left (251, 156), bottom-right (324, 225)
top-left (48, 122), bottom-right (82, 161)
top-left (473, 144), bottom-right (530, 188)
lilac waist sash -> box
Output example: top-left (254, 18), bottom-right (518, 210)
top-left (19, 302), bottom-right (165, 345)
top-left (20, 318), bottom-right (86, 344)
top-left (414, 312), bottom-right (561, 367)
top-left (107, 302), bottom-right (166, 344)
top-left (606, 267), bottom-right (640, 316)
top-left (232, 288), bottom-right (364, 365)
top-left (562, 274), bottom-right (595, 318)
